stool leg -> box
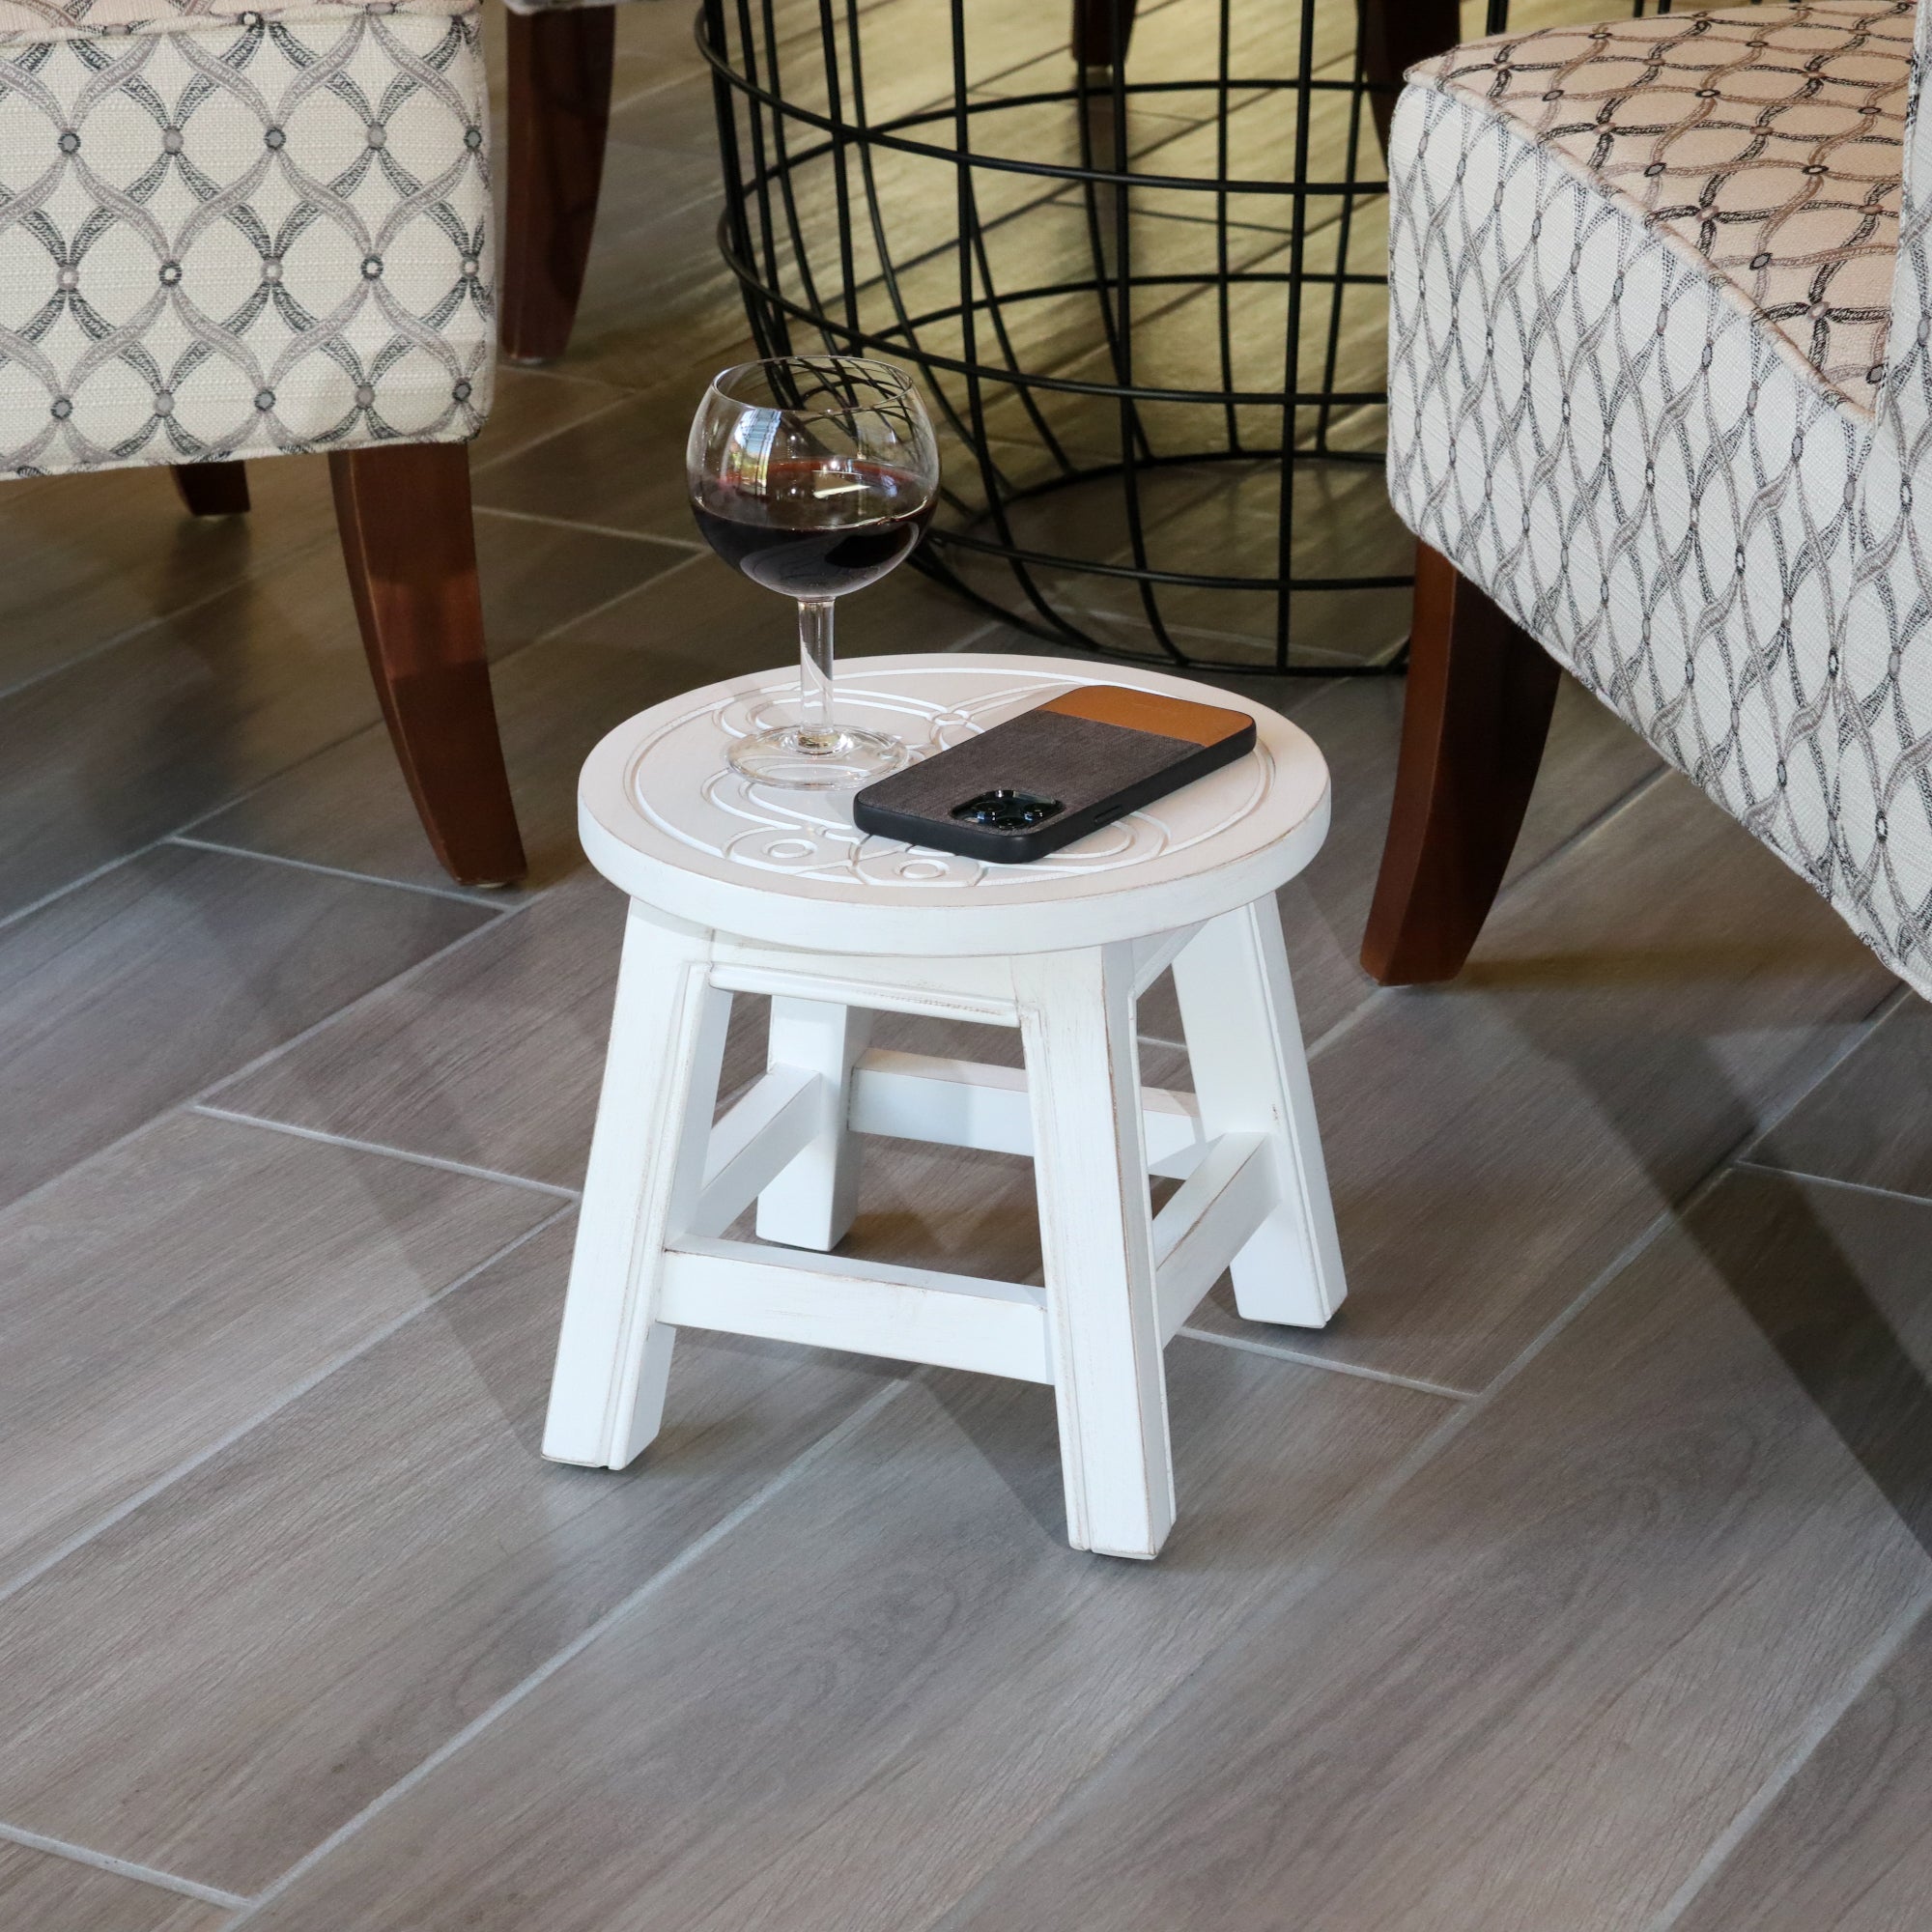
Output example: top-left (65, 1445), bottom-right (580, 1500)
top-left (1016, 944), bottom-right (1175, 1559)
top-left (1172, 898), bottom-right (1347, 1328)
top-left (544, 906), bottom-right (729, 1468)
top-left (755, 998), bottom-right (870, 1251)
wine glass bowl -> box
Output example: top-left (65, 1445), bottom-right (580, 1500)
top-left (689, 355), bottom-right (940, 788)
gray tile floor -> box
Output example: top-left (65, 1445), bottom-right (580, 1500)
top-left (5, 3), bottom-right (1930, 1927)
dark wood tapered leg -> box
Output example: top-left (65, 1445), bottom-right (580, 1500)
top-left (1360, 543), bottom-right (1559, 985)
top-left (1072, 0), bottom-right (1137, 65)
top-left (1354, 0), bottom-right (1463, 150)
top-left (171, 461), bottom-right (250, 517)
top-left (502, 6), bottom-right (615, 365)
top-left (329, 443), bottom-right (527, 887)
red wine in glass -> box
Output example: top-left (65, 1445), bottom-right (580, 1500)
top-left (691, 459), bottom-right (935, 599)
top-left (688, 356), bottom-right (941, 789)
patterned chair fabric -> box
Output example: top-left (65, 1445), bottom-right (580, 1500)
top-left (0, 0), bottom-right (494, 474)
top-left (1387, 0), bottom-right (1932, 996)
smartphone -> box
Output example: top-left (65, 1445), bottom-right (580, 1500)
top-left (851, 684), bottom-right (1257, 863)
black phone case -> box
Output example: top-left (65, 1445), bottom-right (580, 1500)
top-left (850, 689), bottom-right (1258, 864)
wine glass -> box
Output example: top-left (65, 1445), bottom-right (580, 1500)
top-left (689, 355), bottom-right (940, 788)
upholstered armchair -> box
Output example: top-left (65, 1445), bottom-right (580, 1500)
top-left (1365, 0), bottom-right (1932, 1000)
top-left (3, 0), bottom-right (524, 886)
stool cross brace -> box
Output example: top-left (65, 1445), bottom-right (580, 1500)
top-left (544, 897), bottom-right (1345, 1558)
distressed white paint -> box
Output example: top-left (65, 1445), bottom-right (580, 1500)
top-left (660, 1237), bottom-right (1051, 1383)
top-left (546, 656), bottom-right (1344, 1557)
top-left (846, 1049), bottom-right (1208, 1178)
top-left (755, 1000), bottom-right (870, 1251)
top-left (1172, 899), bottom-right (1347, 1326)
top-left (542, 904), bottom-right (729, 1469)
top-left (576, 656), bottom-right (1331, 956)
top-left (1017, 944), bottom-right (1176, 1558)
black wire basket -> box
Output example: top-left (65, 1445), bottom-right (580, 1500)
top-left (696, 0), bottom-right (1666, 675)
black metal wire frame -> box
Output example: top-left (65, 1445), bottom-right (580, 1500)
top-left (698, 0), bottom-right (1679, 675)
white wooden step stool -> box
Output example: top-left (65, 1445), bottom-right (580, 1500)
top-left (545, 654), bottom-right (1346, 1558)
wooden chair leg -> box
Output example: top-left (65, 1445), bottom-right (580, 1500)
top-left (171, 461), bottom-right (250, 517)
top-left (1354, 0), bottom-right (1463, 151)
top-left (1072, 0), bottom-right (1137, 66)
top-left (329, 442), bottom-right (527, 888)
top-left (1360, 543), bottom-right (1559, 986)
top-left (502, 5), bottom-right (615, 365)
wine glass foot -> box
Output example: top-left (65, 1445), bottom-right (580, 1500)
top-left (727, 724), bottom-right (906, 789)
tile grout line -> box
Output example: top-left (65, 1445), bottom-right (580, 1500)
top-left (932, 1194), bottom-right (1694, 1932)
top-left (189, 1104), bottom-right (581, 1204)
top-left (0, 1115), bottom-right (188, 1230)
top-left (1731, 1155), bottom-right (1932, 1214)
top-left (0, 684), bottom-right (538, 945)
top-left (1642, 1583), bottom-right (1932, 1932)
top-left (0, 608), bottom-right (210, 712)
top-left (0, 778), bottom-right (538, 943)
top-left (0, 836), bottom-right (174, 941)
top-left (1454, 1045), bottom-right (1845, 1407)
top-left (0, 1202), bottom-right (573, 1613)
top-left (166, 742), bottom-right (390, 847)
top-left (1297, 764), bottom-right (1675, 1069)
top-left (1417, 964), bottom-right (1908, 1413)
top-left (1734, 978), bottom-right (1911, 1152)
top-left (468, 387), bottom-right (640, 480)
top-left (0, 1820), bottom-right (248, 1912)
top-left (536, 546), bottom-right (722, 652)
top-left (474, 502), bottom-right (709, 554)
top-left (0, 858), bottom-right (547, 1233)
top-left (1300, 969), bottom-right (1390, 1065)
top-left (163, 525), bottom-right (704, 861)
top-left (1503, 761), bottom-right (1673, 897)
top-left (229, 1376), bottom-right (915, 1923)
top-left (1467, 1190), bottom-right (1700, 1409)
top-left (0, 522), bottom-right (347, 714)
top-left (1057, 601), bottom-right (1387, 666)
top-left (165, 835), bottom-right (512, 910)
top-left (128, 415), bottom-right (722, 870)
top-left (951, 1124), bottom-right (1782, 1932)
top-left (486, 361), bottom-right (643, 397)
top-left (1175, 1324), bottom-right (1469, 1403)
top-left (188, 897), bottom-right (546, 1110)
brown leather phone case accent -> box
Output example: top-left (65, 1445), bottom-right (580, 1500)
top-left (1037, 684), bottom-right (1256, 748)
top-left (850, 685), bottom-right (1258, 863)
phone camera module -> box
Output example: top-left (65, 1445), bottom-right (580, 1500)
top-left (952, 788), bottom-right (1064, 831)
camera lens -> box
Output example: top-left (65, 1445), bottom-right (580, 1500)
top-left (952, 788), bottom-right (1064, 831)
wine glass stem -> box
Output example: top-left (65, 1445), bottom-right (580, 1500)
top-left (797, 598), bottom-right (838, 753)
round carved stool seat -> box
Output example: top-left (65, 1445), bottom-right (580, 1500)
top-left (576, 655), bottom-right (1332, 953)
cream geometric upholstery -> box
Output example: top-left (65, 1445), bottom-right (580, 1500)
top-left (1410, 1), bottom-right (1913, 410)
top-left (0, 0), bottom-right (457, 37)
top-left (1388, 0), bottom-right (1932, 997)
top-left (0, 0), bottom-right (493, 475)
